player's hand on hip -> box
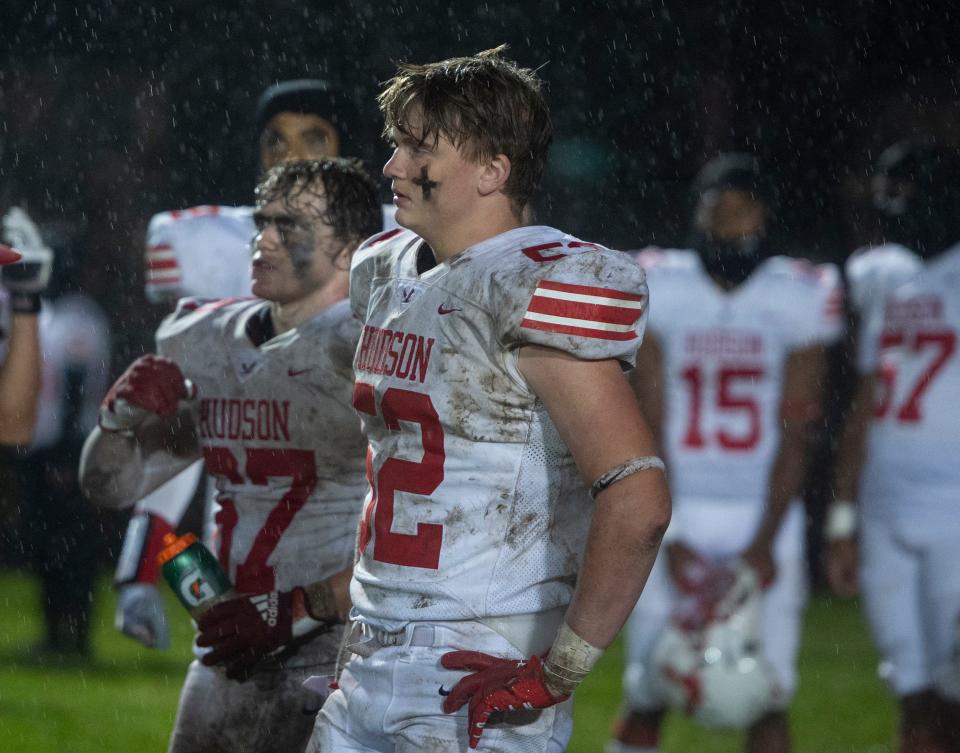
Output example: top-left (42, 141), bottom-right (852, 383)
top-left (826, 538), bottom-right (859, 598)
top-left (196, 587), bottom-right (329, 681)
top-left (99, 354), bottom-right (193, 432)
top-left (115, 583), bottom-right (170, 650)
top-left (440, 651), bottom-right (568, 749)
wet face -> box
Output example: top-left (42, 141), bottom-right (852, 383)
top-left (871, 173), bottom-right (916, 217)
top-left (382, 108), bottom-right (486, 238)
top-left (694, 188), bottom-right (766, 240)
top-left (250, 185), bottom-right (345, 303)
top-left (259, 112), bottom-right (341, 171)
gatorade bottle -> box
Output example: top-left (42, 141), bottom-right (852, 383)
top-left (157, 532), bottom-right (234, 618)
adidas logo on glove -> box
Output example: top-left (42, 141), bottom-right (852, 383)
top-left (252, 592), bottom-right (280, 628)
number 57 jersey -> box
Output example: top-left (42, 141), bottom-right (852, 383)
top-left (635, 249), bottom-right (842, 512)
top-left (155, 297), bottom-right (368, 599)
top-left (853, 243), bottom-right (960, 527)
top-left (348, 226), bottom-right (649, 629)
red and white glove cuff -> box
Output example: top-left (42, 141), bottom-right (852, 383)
top-left (115, 512), bottom-right (175, 585)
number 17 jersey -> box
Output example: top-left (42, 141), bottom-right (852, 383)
top-left (349, 226), bottom-right (649, 629)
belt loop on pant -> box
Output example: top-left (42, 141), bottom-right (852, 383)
top-left (409, 624), bottom-right (436, 647)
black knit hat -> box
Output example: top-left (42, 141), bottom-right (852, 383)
top-left (255, 79), bottom-right (358, 154)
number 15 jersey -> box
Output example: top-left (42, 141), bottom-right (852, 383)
top-left (349, 226), bottom-right (649, 629)
top-left (635, 249), bottom-right (842, 511)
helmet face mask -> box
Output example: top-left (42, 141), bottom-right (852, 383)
top-left (689, 155), bottom-right (771, 286)
top-left (650, 561), bottom-right (783, 729)
top-left (872, 141), bottom-right (960, 259)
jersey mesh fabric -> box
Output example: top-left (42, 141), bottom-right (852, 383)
top-left (489, 406), bottom-right (589, 616)
top-left (349, 226), bottom-right (646, 628)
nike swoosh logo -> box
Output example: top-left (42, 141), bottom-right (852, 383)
top-left (438, 685), bottom-right (451, 696)
top-left (437, 305), bottom-right (462, 315)
top-left (288, 367), bottom-right (314, 377)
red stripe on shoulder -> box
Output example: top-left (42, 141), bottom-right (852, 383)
top-left (537, 279), bottom-right (645, 302)
top-left (526, 296), bottom-right (643, 326)
top-left (366, 228), bottom-right (404, 247)
top-left (191, 296), bottom-right (253, 314)
top-left (520, 318), bottom-right (638, 341)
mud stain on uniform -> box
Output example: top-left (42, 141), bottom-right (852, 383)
top-left (504, 511), bottom-right (539, 548)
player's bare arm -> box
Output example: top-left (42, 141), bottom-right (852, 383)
top-left (742, 343), bottom-right (826, 585)
top-left (519, 345), bottom-right (671, 651)
top-left (0, 312), bottom-right (41, 444)
top-left (628, 333), bottom-right (665, 451)
top-left (629, 332), bottom-right (703, 583)
top-left (0, 206), bottom-right (56, 444)
top-left (825, 371), bottom-right (874, 597)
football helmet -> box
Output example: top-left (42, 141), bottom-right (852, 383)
top-left (650, 560), bottom-right (782, 728)
top-left (872, 140), bottom-right (960, 259)
top-left (688, 153), bottom-right (773, 286)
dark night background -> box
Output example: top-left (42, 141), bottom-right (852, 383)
top-left (0, 0), bottom-right (957, 573)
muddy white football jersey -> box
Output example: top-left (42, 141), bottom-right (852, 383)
top-left (636, 249), bottom-right (842, 509)
top-left (854, 243), bottom-right (960, 526)
top-left (156, 297), bottom-right (367, 598)
top-left (145, 205), bottom-right (256, 303)
top-left (348, 225), bottom-right (649, 628)
top-left (845, 242), bottom-right (923, 372)
top-left (145, 203), bottom-right (398, 304)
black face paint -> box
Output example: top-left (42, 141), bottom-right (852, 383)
top-left (412, 166), bottom-right (439, 200)
top-left (254, 208), bottom-right (319, 275)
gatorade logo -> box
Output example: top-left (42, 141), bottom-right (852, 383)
top-left (180, 572), bottom-right (216, 606)
top-left (251, 592), bottom-right (279, 628)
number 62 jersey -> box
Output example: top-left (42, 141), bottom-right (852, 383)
top-left (348, 226), bottom-right (649, 630)
top-left (155, 297), bottom-right (368, 607)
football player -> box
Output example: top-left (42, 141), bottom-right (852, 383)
top-left (306, 46), bottom-right (671, 753)
top-left (114, 79), bottom-right (393, 652)
top-left (606, 154), bottom-right (843, 753)
top-left (826, 141), bottom-right (960, 753)
top-left (80, 158), bottom-right (382, 753)
top-left (0, 206), bottom-right (52, 444)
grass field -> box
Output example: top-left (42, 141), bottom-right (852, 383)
top-left (0, 570), bottom-right (895, 752)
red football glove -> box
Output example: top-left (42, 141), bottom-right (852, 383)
top-left (196, 587), bottom-right (329, 681)
top-left (99, 354), bottom-right (190, 431)
top-left (440, 651), bottom-right (568, 749)
top-left (0, 243), bottom-right (22, 265)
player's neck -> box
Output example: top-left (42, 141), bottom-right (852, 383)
top-left (424, 205), bottom-right (522, 262)
top-left (269, 279), bottom-right (348, 336)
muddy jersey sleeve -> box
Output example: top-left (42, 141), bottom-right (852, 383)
top-left (494, 247), bottom-right (649, 367)
top-left (153, 296), bottom-right (219, 361)
top-left (788, 261), bottom-right (844, 349)
top-left (145, 206), bottom-right (255, 304)
top-left (349, 228), bottom-right (408, 322)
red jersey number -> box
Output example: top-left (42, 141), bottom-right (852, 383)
top-left (203, 446), bottom-right (318, 592)
top-left (874, 329), bottom-right (956, 423)
top-left (681, 365), bottom-right (764, 451)
top-left (354, 384), bottom-right (445, 570)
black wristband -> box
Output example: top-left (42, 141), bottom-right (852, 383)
top-left (9, 293), bottom-right (41, 314)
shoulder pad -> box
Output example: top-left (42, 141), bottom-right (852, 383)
top-left (493, 239), bottom-right (649, 366)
